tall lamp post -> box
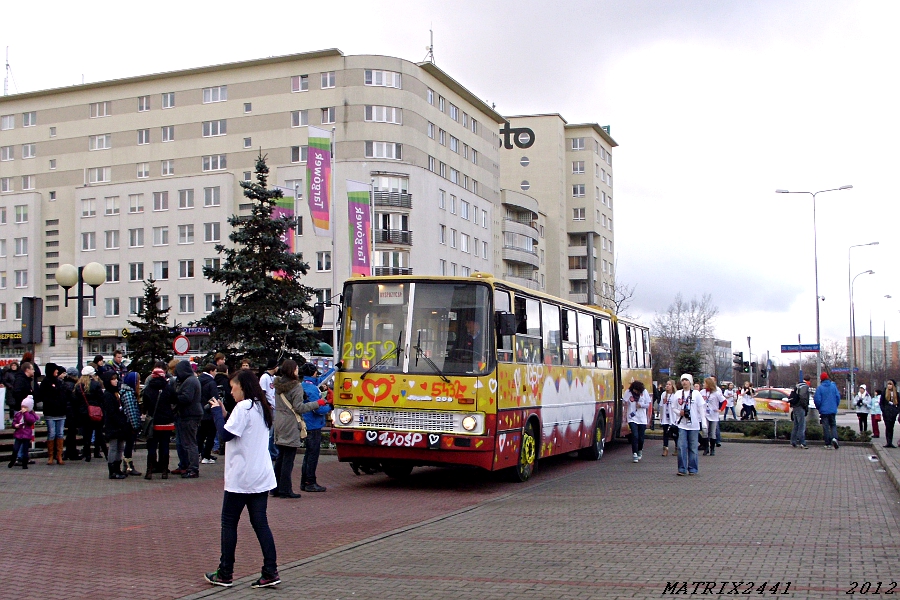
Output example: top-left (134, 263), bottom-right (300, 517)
top-left (851, 269), bottom-right (874, 401)
top-left (54, 262), bottom-right (106, 370)
top-left (848, 242), bottom-right (879, 395)
top-left (776, 185), bottom-right (853, 384)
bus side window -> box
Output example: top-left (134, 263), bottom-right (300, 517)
top-left (495, 289), bottom-right (513, 362)
top-left (541, 302), bottom-right (561, 366)
top-left (561, 309), bottom-right (578, 366)
top-left (618, 322), bottom-right (630, 369)
top-left (577, 312), bottom-right (594, 366)
top-left (642, 329), bottom-right (652, 368)
top-left (595, 317), bottom-right (612, 369)
top-left (515, 296), bottom-right (542, 364)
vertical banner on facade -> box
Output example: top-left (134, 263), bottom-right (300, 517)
top-left (306, 126), bottom-right (332, 237)
top-left (273, 190), bottom-right (296, 253)
top-left (346, 180), bottom-right (372, 276)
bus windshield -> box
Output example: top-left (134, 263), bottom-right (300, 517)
top-left (341, 281), bottom-right (491, 376)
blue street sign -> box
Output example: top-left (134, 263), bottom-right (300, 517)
top-left (659, 368), bottom-right (670, 374)
top-left (830, 368), bottom-right (859, 374)
top-left (780, 344), bottom-right (820, 353)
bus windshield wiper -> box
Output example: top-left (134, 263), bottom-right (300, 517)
top-left (360, 332), bottom-right (403, 379)
top-left (414, 331), bottom-right (450, 383)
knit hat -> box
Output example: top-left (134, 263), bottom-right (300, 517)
top-left (123, 372), bottom-right (138, 389)
top-left (81, 365), bottom-right (96, 376)
top-left (66, 367), bottom-right (80, 378)
top-left (21, 396), bottom-right (34, 411)
top-left (860, 384), bottom-right (867, 390)
top-left (820, 372), bottom-right (829, 381)
top-left (151, 368), bottom-right (167, 378)
top-left (679, 373), bottom-right (693, 386)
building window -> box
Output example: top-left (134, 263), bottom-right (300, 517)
top-left (291, 75), bottom-right (309, 92)
top-left (450, 228), bottom-right (457, 249)
top-left (460, 233), bottom-right (469, 253)
top-left (138, 96), bottom-right (150, 112)
top-left (88, 167), bottom-right (110, 183)
top-left (129, 194), bottom-right (144, 214)
top-left (202, 155), bottom-right (226, 171)
top-left (0, 115), bottom-right (13, 130)
top-left (573, 161), bottom-right (585, 174)
top-left (243, 171), bottom-right (252, 182)
top-left (49, 160), bottom-right (56, 171)
top-left (364, 105), bottom-right (402, 124)
top-left (204, 187), bottom-right (220, 207)
top-left (449, 168), bottom-right (459, 185)
top-left (13, 237), bottom-right (27, 256)
top-left (291, 110), bottom-right (308, 127)
top-left (152, 226), bottom-right (169, 246)
top-left (153, 191), bottom-right (169, 211)
top-left (150, 260), bottom-right (168, 280)
top-left (471, 119), bottom-right (478, 134)
top-left (483, 240), bottom-right (488, 259)
top-left (449, 104), bottom-right (459, 121)
top-left (104, 196), bottom-right (119, 215)
top-left (439, 225), bottom-right (446, 244)
top-left (316, 251), bottom-right (332, 272)
top-left (179, 259), bottom-right (195, 278)
top-left (570, 138), bottom-right (585, 151)
top-left (178, 189), bottom-right (194, 209)
top-left (428, 156), bottom-right (435, 172)
top-left (364, 69), bottom-right (401, 88)
top-left (449, 195), bottom-right (457, 214)
top-left (202, 86), bottom-right (227, 103)
top-left (128, 228), bottom-right (144, 248)
top-left (21, 175), bottom-right (35, 190)
top-left (205, 293), bottom-right (220, 313)
top-left (243, 137), bottom-right (251, 148)
top-left (128, 297), bottom-right (144, 315)
top-left (204, 222), bottom-right (220, 242)
top-left (90, 102), bottom-right (110, 118)
top-left (290, 146), bottom-right (308, 163)
top-left (179, 294), bottom-right (195, 314)
top-left (0, 272), bottom-right (5, 287)
top-left (244, 102), bottom-right (252, 113)
top-left (449, 136), bottom-right (459, 153)
top-left (427, 122), bottom-right (435, 138)
top-left (89, 134), bottom-right (111, 150)
top-left (129, 262), bottom-right (144, 281)
top-left (439, 259), bottom-right (446, 275)
top-left (22, 144), bottom-right (35, 159)
top-left (0, 178), bottom-right (10, 193)
top-left (451, 263), bottom-right (457, 276)
top-left (13, 270), bottom-right (29, 289)
top-left (104, 230), bottom-right (119, 250)
top-left (0, 145), bottom-right (11, 161)
top-left (204, 257), bottom-right (221, 271)
top-left (321, 72), bottom-right (336, 88)
top-left (137, 129), bottom-right (150, 145)
top-left (202, 120), bottom-right (226, 137)
top-left (364, 141), bottom-right (402, 160)
top-left (471, 149), bottom-right (477, 165)
top-left (321, 107), bottom-right (335, 124)
top-left (105, 298), bottom-right (120, 317)
top-left (0, 240), bottom-right (5, 256)
top-left (439, 96), bottom-right (445, 112)
top-left (439, 129), bottom-right (445, 145)
top-left (137, 163), bottom-right (149, 178)
top-left (573, 208), bottom-right (586, 221)
top-left (572, 184), bottom-right (585, 198)
top-left (178, 224), bottom-right (194, 244)
top-left (14, 205), bottom-right (27, 223)
top-left (81, 232), bottom-right (96, 251)
top-left (460, 200), bottom-right (469, 220)
top-left (439, 189), bottom-right (445, 209)
top-left (461, 266), bottom-right (471, 277)
top-left (162, 92), bottom-right (175, 108)
top-left (81, 198), bottom-right (96, 218)
top-left (105, 264), bottom-right (120, 284)
top-left (160, 125), bottom-right (174, 142)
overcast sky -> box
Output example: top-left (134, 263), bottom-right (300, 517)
top-left (3, 0), bottom-right (896, 365)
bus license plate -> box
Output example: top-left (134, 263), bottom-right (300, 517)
top-left (360, 414), bottom-right (395, 426)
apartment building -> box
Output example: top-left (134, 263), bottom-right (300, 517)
top-left (0, 49), bottom-right (504, 361)
top-left (498, 114), bottom-right (616, 306)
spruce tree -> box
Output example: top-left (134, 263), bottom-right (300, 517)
top-left (126, 277), bottom-right (174, 377)
top-left (198, 153), bottom-right (317, 365)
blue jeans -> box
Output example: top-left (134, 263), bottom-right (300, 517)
top-left (629, 422), bottom-right (646, 454)
top-left (791, 408), bottom-right (807, 446)
top-left (13, 438), bottom-right (29, 462)
top-left (821, 413), bottom-right (838, 445)
top-left (724, 406), bottom-right (737, 420)
top-left (219, 491), bottom-right (277, 578)
top-left (269, 427), bottom-right (278, 461)
top-left (677, 428), bottom-right (699, 474)
top-left (301, 429), bottom-right (323, 486)
top-left (45, 417), bottom-right (65, 440)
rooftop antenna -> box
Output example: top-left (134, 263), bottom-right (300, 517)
top-left (4, 47), bottom-right (8, 96)
top-left (423, 26), bottom-right (435, 64)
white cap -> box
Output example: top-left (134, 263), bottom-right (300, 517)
top-left (679, 373), bottom-right (693, 386)
top-left (81, 365), bottom-right (96, 376)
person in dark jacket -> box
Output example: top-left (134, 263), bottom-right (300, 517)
top-left (61, 367), bottom-right (82, 460)
top-left (197, 364), bottom-right (220, 464)
top-left (141, 367), bottom-right (176, 479)
top-left (39, 364), bottom-right (68, 465)
top-left (213, 365), bottom-right (233, 457)
top-left (120, 372), bottom-right (142, 476)
top-left (174, 360), bottom-right (202, 478)
top-left (75, 366), bottom-right (107, 461)
top-left (12, 362), bottom-right (37, 413)
top-left (101, 372), bottom-right (129, 480)
top-left (272, 360), bottom-right (319, 498)
top-left (3, 360), bottom-right (19, 422)
top-left (21, 352), bottom-right (41, 379)
top-left (814, 372), bottom-right (841, 450)
top-left (300, 362), bottom-right (334, 493)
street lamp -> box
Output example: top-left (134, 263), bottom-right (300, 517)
top-left (776, 185), bottom-right (853, 383)
top-left (851, 268), bottom-right (874, 402)
top-left (55, 262), bottom-right (106, 370)
top-left (848, 241), bottom-right (879, 393)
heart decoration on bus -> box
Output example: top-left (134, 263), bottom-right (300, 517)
top-left (362, 378), bottom-right (393, 403)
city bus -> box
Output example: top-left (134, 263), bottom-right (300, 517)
top-left (331, 273), bottom-right (652, 481)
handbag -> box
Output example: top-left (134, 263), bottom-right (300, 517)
top-left (140, 393), bottom-right (162, 441)
top-left (80, 387), bottom-right (103, 423)
top-left (280, 392), bottom-right (308, 439)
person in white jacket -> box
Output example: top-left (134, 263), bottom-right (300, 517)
top-left (854, 384), bottom-right (870, 434)
top-left (675, 373), bottom-right (706, 476)
top-left (659, 380), bottom-right (679, 456)
top-left (701, 377), bottom-right (724, 456)
top-left (625, 380), bottom-right (652, 462)
top-left (723, 382), bottom-right (737, 420)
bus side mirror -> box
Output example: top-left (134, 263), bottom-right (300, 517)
top-left (496, 312), bottom-right (517, 336)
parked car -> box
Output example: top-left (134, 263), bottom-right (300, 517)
top-left (752, 387), bottom-right (792, 418)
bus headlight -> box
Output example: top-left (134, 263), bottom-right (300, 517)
top-left (338, 410), bottom-right (353, 425)
top-left (461, 415), bottom-right (477, 431)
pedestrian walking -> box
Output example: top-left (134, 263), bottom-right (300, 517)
top-left (8, 396), bottom-right (37, 469)
top-left (675, 374), bottom-right (706, 476)
top-left (205, 370), bottom-right (280, 589)
top-left (120, 372), bottom-right (142, 476)
top-left (101, 372), bottom-right (129, 480)
top-left (870, 389), bottom-right (882, 439)
top-left (701, 377), bottom-right (724, 456)
top-left (75, 366), bottom-right (107, 461)
top-left (659, 380), bottom-right (678, 456)
top-left (854, 385), bottom-right (870, 433)
top-left (141, 367), bottom-right (176, 480)
top-left (197, 364), bottom-right (220, 465)
top-left (723, 382), bottom-right (737, 420)
top-left (814, 372), bottom-right (841, 449)
top-left (881, 379), bottom-right (899, 448)
top-left (625, 380), bottom-right (651, 462)
top-left (300, 362), bottom-right (334, 492)
top-left (788, 375), bottom-right (811, 449)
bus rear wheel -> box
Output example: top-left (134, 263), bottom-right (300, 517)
top-left (579, 414), bottom-right (606, 461)
top-left (382, 461), bottom-right (414, 480)
top-left (511, 420), bottom-right (538, 482)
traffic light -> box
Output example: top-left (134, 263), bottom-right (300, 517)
top-left (760, 368), bottom-right (768, 380)
top-left (742, 361), bottom-right (750, 373)
top-left (733, 352), bottom-right (744, 371)
top-left (750, 361), bottom-right (757, 373)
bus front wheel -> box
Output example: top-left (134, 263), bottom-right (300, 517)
top-left (579, 414), bottom-right (606, 461)
top-left (382, 461), bottom-right (414, 480)
top-left (511, 420), bottom-right (538, 482)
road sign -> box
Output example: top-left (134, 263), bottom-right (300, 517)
top-left (659, 368), bottom-right (670, 374)
top-left (780, 344), bottom-right (820, 353)
top-left (173, 335), bottom-right (190, 355)
top-left (830, 368), bottom-right (859, 374)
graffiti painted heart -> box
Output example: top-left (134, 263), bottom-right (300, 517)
top-left (498, 433), bottom-right (506, 451)
top-left (362, 378), bottom-right (393, 403)
top-left (365, 430), bottom-right (378, 442)
top-left (488, 378), bottom-right (498, 393)
top-left (429, 434), bottom-right (440, 446)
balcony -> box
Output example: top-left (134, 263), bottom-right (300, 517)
top-left (374, 267), bottom-right (412, 276)
top-left (502, 246), bottom-right (539, 268)
top-left (373, 191), bottom-right (412, 209)
top-left (568, 293), bottom-right (588, 304)
top-left (501, 189), bottom-right (539, 215)
top-left (504, 274), bottom-right (540, 290)
top-left (502, 218), bottom-right (538, 238)
top-left (375, 229), bottom-right (413, 246)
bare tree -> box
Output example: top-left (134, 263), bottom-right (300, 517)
top-left (597, 279), bottom-right (636, 317)
top-left (651, 293), bottom-right (719, 376)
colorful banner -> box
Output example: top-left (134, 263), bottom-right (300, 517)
top-left (273, 186), bottom-right (296, 253)
top-left (346, 180), bottom-right (372, 276)
top-left (306, 126), bottom-right (332, 237)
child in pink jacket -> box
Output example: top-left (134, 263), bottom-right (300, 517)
top-left (8, 396), bottom-right (37, 469)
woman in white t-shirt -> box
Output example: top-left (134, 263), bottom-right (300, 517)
top-left (675, 374), bottom-right (706, 476)
top-left (625, 380), bottom-right (652, 463)
top-left (723, 383), bottom-right (737, 421)
top-left (701, 378), bottom-right (725, 456)
top-left (659, 380), bottom-right (678, 456)
top-left (204, 369), bottom-right (322, 589)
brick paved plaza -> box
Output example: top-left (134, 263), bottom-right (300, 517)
top-left (2, 440), bottom-right (898, 600)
